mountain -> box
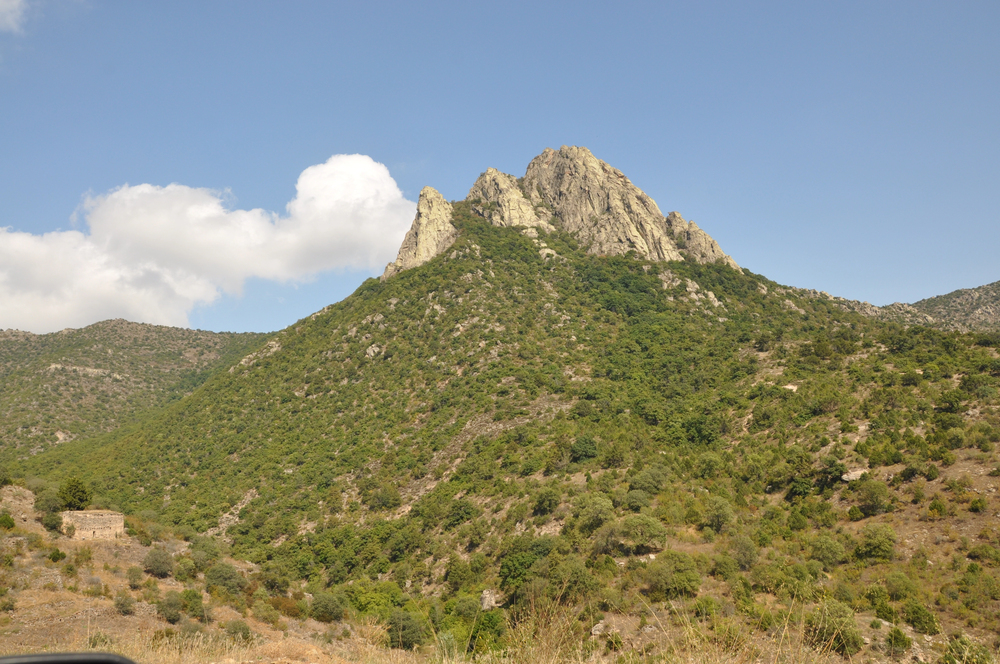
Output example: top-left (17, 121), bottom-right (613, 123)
top-left (383, 146), bottom-right (736, 279)
top-left (0, 319), bottom-right (265, 463)
top-left (12, 147), bottom-right (1000, 657)
top-left (907, 280), bottom-right (1000, 331)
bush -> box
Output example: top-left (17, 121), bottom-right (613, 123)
top-left (114, 590), bottom-right (135, 616)
top-left (703, 497), bottom-right (734, 533)
top-left (181, 589), bottom-right (207, 621)
top-left (158, 591), bottom-right (183, 624)
top-left (570, 436), bottom-right (598, 462)
top-left (143, 548), bottom-right (174, 578)
top-left (126, 566), bottom-right (144, 589)
top-left (225, 619), bottom-right (252, 642)
top-left (387, 609), bottom-right (424, 649)
top-left (902, 599), bottom-right (939, 635)
top-left (810, 534), bottom-right (845, 570)
top-left (532, 488), bottom-right (560, 516)
top-left (57, 477), bottom-right (92, 511)
top-left (730, 535), bottom-right (759, 571)
top-left (940, 635), bottom-right (994, 664)
top-left (644, 550), bottom-right (701, 600)
top-left (885, 570), bottom-right (917, 600)
top-left (41, 512), bottom-right (62, 532)
top-left (252, 599), bottom-right (281, 627)
top-left (856, 523), bottom-right (896, 562)
top-left (806, 599), bottom-right (863, 656)
top-left (174, 557), bottom-right (196, 582)
top-left (0, 512), bottom-right (15, 530)
top-left (311, 592), bottom-right (347, 622)
top-left (885, 626), bottom-right (912, 655)
top-left (205, 562), bottom-right (247, 595)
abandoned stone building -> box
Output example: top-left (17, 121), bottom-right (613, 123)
top-left (60, 510), bottom-right (125, 540)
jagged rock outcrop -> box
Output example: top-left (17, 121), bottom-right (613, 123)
top-left (467, 168), bottom-right (555, 232)
top-left (665, 212), bottom-right (737, 268)
top-left (522, 146), bottom-right (739, 268)
top-left (382, 146), bottom-right (738, 279)
top-left (382, 187), bottom-right (457, 280)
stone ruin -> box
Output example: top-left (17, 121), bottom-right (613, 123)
top-left (60, 510), bottom-right (125, 540)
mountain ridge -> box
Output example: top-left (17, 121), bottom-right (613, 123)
top-left (383, 146), bottom-right (737, 280)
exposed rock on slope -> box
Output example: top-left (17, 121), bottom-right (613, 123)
top-left (384, 146), bottom-right (738, 278)
top-left (522, 146), bottom-right (738, 268)
top-left (467, 168), bottom-right (553, 232)
top-left (382, 187), bottom-right (457, 280)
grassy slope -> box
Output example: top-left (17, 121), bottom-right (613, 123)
top-left (16, 205), bottom-right (1000, 650)
top-left (0, 319), bottom-right (266, 463)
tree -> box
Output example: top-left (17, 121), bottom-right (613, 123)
top-left (126, 566), bottom-right (144, 589)
top-left (387, 609), bottom-right (424, 649)
top-left (205, 562), bottom-right (247, 595)
top-left (856, 523), bottom-right (896, 562)
top-left (311, 592), bottom-right (347, 622)
top-left (143, 548), bottom-right (174, 578)
top-left (157, 591), bottom-right (183, 624)
top-left (57, 477), bottom-right (92, 511)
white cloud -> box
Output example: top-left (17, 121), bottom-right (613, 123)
top-left (0, 154), bottom-right (416, 333)
top-left (0, 0), bottom-right (26, 33)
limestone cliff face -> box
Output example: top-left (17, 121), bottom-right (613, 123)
top-left (522, 146), bottom-right (738, 268)
top-left (467, 168), bottom-right (554, 232)
top-left (382, 146), bottom-right (738, 279)
top-left (381, 187), bottom-right (457, 280)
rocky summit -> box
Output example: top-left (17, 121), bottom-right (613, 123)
top-left (383, 146), bottom-right (737, 280)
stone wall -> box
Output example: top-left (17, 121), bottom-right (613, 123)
top-left (60, 510), bottom-right (125, 540)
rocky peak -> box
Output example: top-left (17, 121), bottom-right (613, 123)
top-left (382, 146), bottom-right (738, 279)
top-left (522, 146), bottom-right (737, 268)
top-left (381, 187), bottom-right (457, 280)
top-left (467, 168), bottom-right (554, 232)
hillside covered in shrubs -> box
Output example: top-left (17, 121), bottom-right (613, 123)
top-left (7, 201), bottom-right (1000, 661)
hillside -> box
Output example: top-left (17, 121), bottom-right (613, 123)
top-left (0, 319), bottom-right (265, 463)
top-left (908, 280), bottom-right (1000, 331)
top-left (7, 147), bottom-right (1000, 661)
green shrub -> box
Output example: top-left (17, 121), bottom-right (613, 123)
top-left (158, 591), bottom-right (183, 624)
top-left (57, 477), bottom-right (92, 511)
top-left (126, 566), bottom-right (144, 589)
top-left (532, 488), bottom-right (560, 516)
top-left (181, 589), bottom-right (207, 621)
top-left (143, 548), bottom-right (174, 578)
top-left (252, 599), bottom-right (281, 626)
top-left (810, 534), bottom-right (845, 570)
top-left (41, 512), bottom-right (62, 532)
top-left (856, 523), bottom-right (896, 562)
top-left (885, 570), bottom-right (917, 600)
top-left (885, 626), bottom-right (912, 655)
top-left (806, 599), bottom-right (863, 656)
top-left (0, 512), bottom-right (15, 530)
top-left (311, 592), bottom-right (347, 622)
top-left (225, 619), bottom-right (252, 642)
top-left (902, 599), bottom-right (939, 635)
top-left (386, 609), bottom-right (424, 649)
top-left (174, 557), bottom-right (197, 582)
top-left (730, 535), bottom-right (759, 571)
top-left (644, 550), bottom-right (701, 600)
top-left (114, 590), bottom-right (135, 616)
top-left (205, 562), bottom-right (247, 595)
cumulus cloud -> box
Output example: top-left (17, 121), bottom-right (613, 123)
top-left (0, 154), bottom-right (416, 333)
top-left (0, 0), bottom-right (26, 33)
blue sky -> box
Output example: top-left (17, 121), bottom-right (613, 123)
top-left (1, 1), bottom-right (998, 333)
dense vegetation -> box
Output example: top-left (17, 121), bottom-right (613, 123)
top-left (11, 205), bottom-right (1000, 656)
top-left (0, 320), bottom-right (265, 463)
